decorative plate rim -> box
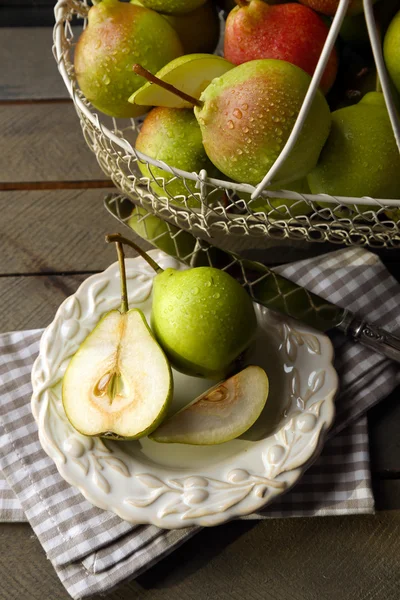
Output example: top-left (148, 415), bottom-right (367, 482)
top-left (31, 252), bottom-right (338, 528)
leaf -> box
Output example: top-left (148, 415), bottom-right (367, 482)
top-left (303, 333), bottom-right (321, 355)
top-left (168, 479), bottom-right (183, 489)
top-left (125, 490), bottom-right (164, 508)
top-left (291, 368), bottom-right (301, 397)
top-left (182, 488), bottom-right (252, 520)
top-left (103, 456), bottom-right (130, 477)
top-left (285, 332), bottom-right (297, 362)
top-left (309, 399), bottom-right (324, 417)
top-left (93, 468), bottom-right (111, 494)
top-left (308, 370), bottom-right (325, 394)
top-left (160, 500), bottom-right (187, 518)
top-left (72, 457), bottom-right (89, 475)
top-left (136, 473), bottom-right (165, 489)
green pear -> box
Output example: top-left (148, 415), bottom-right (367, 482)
top-left (129, 54), bottom-right (234, 108)
top-left (107, 235), bottom-right (258, 380)
top-left (131, 0), bottom-right (220, 54)
top-left (62, 239), bottom-right (172, 439)
top-left (384, 10), bottom-right (400, 95)
top-left (150, 365), bottom-right (269, 444)
top-left (308, 93), bottom-right (400, 208)
top-left (128, 205), bottom-right (196, 258)
top-left (74, 0), bottom-right (183, 118)
top-left (139, 0), bottom-right (206, 14)
top-left (135, 106), bottom-right (221, 206)
top-left (247, 179), bottom-right (312, 219)
top-left (194, 59), bottom-right (331, 186)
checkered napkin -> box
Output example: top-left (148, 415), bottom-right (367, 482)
top-left (1, 247), bottom-right (399, 599)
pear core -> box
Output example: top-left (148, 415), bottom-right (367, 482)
top-left (62, 309), bottom-right (172, 439)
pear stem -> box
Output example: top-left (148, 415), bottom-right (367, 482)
top-left (115, 241), bottom-right (129, 314)
top-left (132, 64), bottom-right (203, 109)
top-left (235, 0), bottom-right (249, 6)
top-left (106, 233), bottom-right (164, 274)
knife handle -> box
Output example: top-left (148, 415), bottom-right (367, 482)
top-left (337, 311), bottom-right (400, 364)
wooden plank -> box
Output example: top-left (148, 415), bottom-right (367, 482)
top-left (0, 189), bottom-right (120, 274)
top-left (1, 513), bottom-right (400, 600)
top-left (0, 275), bottom-right (88, 331)
top-left (0, 7), bottom-right (56, 27)
top-left (0, 104), bottom-right (108, 183)
top-left (369, 390), bottom-right (400, 475)
top-left (0, 28), bottom-right (70, 100)
top-left (373, 479), bottom-right (400, 511)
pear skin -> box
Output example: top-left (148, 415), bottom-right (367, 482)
top-left (384, 10), bottom-right (400, 96)
top-left (194, 59), bottom-right (331, 186)
top-left (308, 92), bottom-right (400, 207)
top-left (135, 107), bottom-right (221, 206)
top-left (140, 0), bottom-right (207, 15)
top-left (151, 267), bottom-right (258, 379)
top-left (74, 0), bottom-right (183, 118)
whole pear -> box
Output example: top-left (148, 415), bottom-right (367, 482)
top-left (384, 10), bottom-right (400, 95)
top-left (152, 266), bottom-right (258, 379)
top-left (74, 0), bottom-right (183, 118)
top-left (131, 0), bottom-right (220, 53)
top-left (135, 107), bottom-right (221, 206)
top-left (224, 1), bottom-right (338, 94)
top-left (140, 0), bottom-right (206, 15)
top-left (298, 0), bottom-right (376, 16)
top-left (308, 92), bottom-right (400, 203)
top-left (194, 59), bottom-right (331, 186)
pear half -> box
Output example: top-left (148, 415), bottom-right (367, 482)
top-left (150, 365), bottom-right (269, 445)
top-left (129, 54), bottom-right (234, 108)
top-left (62, 308), bottom-right (172, 439)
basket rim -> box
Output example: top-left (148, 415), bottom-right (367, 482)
top-left (53, 0), bottom-right (400, 208)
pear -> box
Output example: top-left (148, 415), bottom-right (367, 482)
top-left (107, 234), bottom-right (258, 380)
top-left (62, 239), bottom-right (172, 439)
top-left (131, 0), bottom-right (220, 54)
top-left (139, 0), bottom-right (207, 14)
top-left (384, 10), bottom-right (400, 95)
top-left (298, 0), bottom-right (377, 17)
top-left (308, 92), bottom-right (400, 207)
top-left (74, 0), bottom-right (183, 118)
top-left (224, 1), bottom-right (338, 94)
top-left (135, 107), bottom-right (221, 206)
top-left (129, 54), bottom-right (234, 108)
top-left (128, 205), bottom-right (196, 258)
top-left (150, 366), bottom-right (269, 444)
top-left (246, 178), bottom-right (312, 219)
top-left (194, 59), bottom-right (331, 186)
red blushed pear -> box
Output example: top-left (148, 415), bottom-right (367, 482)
top-left (224, 1), bottom-right (338, 94)
top-left (298, 0), bottom-right (377, 17)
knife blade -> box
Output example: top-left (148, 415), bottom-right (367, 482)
top-left (104, 194), bottom-right (400, 364)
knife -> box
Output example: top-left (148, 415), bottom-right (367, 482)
top-left (104, 193), bottom-right (400, 364)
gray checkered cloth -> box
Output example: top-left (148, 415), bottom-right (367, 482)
top-left (1, 247), bottom-right (399, 599)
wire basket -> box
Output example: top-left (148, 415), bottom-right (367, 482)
top-left (53, 0), bottom-right (400, 249)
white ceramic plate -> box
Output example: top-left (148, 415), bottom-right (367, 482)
top-left (31, 252), bottom-right (338, 528)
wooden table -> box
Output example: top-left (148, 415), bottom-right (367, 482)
top-left (1, 23), bottom-right (400, 600)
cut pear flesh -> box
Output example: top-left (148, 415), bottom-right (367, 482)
top-left (150, 365), bottom-right (269, 445)
top-left (62, 309), bottom-right (172, 439)
top-left (129, 54), bottom-right (234, 108)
